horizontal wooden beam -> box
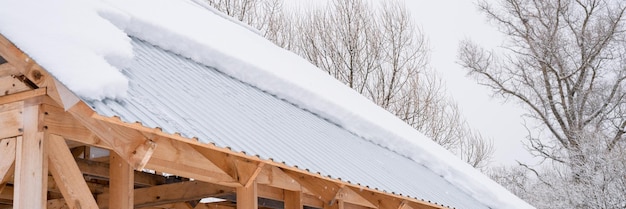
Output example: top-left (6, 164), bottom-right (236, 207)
top-left (0, 88), bottom-right (45, 106)
top-left (76, 158), bottom-right (166, 187)
top-left (97, 181), bottom-right (233, 209)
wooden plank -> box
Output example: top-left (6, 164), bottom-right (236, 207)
top-left (334, 187), bottom-right (377, 208)
top-left (47, 198), bottom-right (70, 209)
top-left (257, 184), bottom-right (283, 201)
top-left (68, 102), bottom-right (157, 170)
top-left (236, 181), bottom-right (257, 209)
top-left (0, 64), bottom-right (20, 78)
top-left (48, 134), bottom-right (99, 209)
top-left (284, 190), bottom-right (303, 209)
top-left (0, 88), bottom-right (46, 106)
top-left (0, 35), bottom-right (31, 72)
top-left (109, 151), bottom-right (134, 209)
top-left (42, 104), bottom-right (109, 149)
top-left (97, 181), bottom-right (232, 209)
top-left (0, 103), bottom-right (22, 139)
top-left (285, 170), bottom-right (340, 203)
top-left (146, 136), bottom-right (239, 187)
top-left (14, 103), bottom-right (47, 209)
top-left (0, 138), bottom-right (15, 194)
top-left (0, 75), bottom-right (31, 96)
top-left (257, 166), bottom-right (302, 191)
top-left (75, 158), bottom-right (165, 187)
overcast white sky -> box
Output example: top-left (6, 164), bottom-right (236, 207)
top-left (289, 0), bottom-right (538, 166)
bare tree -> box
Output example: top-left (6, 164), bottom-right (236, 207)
top-left (205, 0), bottom-right (495, 169)
top-left (460, 0), bottom-right (626, 207)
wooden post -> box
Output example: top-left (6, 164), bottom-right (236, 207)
top-left (284, 190), bottom-right (303, 209)
top-left (14, 103), bottom-right (48, 208)
top-left (109, 151), bottom-right (134, 209)
top-left (236, 181), bottom-right (258, 209)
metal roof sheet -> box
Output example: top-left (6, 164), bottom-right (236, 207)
top-left (87, 38), bottom-right (490, 209)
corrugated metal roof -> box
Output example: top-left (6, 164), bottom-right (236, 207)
top-left (87, 38), bottom-right (490, 209)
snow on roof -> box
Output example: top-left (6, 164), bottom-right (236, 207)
top-left (0, 0), bottom-right (534, 208)
top-left (0, 0), bottom-right (133, 100)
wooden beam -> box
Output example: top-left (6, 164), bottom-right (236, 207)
top-left (146, 136), bottom-right (239, 187)
top-left (75, 158), bottom-right (165, 187)
top-left (334, 186), bottom-right (377, 208)
top-left (69, 102), bottom-right (156, 170)
top-left (42, 104), bottom-right (110, 149)
top-left (14, 103), bottom-right (47, 209)
top-left (0, 63), bottom-right (20, 77)
top-left (0, 75), bottom-right (31, 96)
top-left (0, 138), bottom-right (15, 194)
top-left (0, 102), bottom-right (22, 139)
top-left (257, 166), bottom-right (302, 191)
top-left (284, 190), bottom-right (303, 209)
top-left (0, 88), bottom-right (46, 106)
top-left (48, 134), bottom-right (99, 209)
top-left (109, 151), bottom-right (134, 209)
top-left (97, 181), bottom-right (233, 209)
top-left (285, 170), bottom-right (341, 204)
top-left (236, 181), bottom-right (258, 209)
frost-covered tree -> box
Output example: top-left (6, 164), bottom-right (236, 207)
top-left (460, 0), bottom-right (626, 207)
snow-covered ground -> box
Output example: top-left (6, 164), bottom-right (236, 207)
top-left (0, 0), bottom-right (534, 208)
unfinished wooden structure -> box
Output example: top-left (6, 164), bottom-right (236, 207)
top-left (0, 34), bottom-right (451, 209)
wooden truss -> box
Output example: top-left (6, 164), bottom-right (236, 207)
top-left (0, 34), bottom-right (449, 209)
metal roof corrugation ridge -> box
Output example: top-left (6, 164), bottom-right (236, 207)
top-left (85, 38), bottom-right (489, 209)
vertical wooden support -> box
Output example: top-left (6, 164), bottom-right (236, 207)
top-left (236, 181), bottom-right (258, 209)
top-left (284, 190), bottom-right (303, 209)
top-left (14, 103), bottom-right (48, 209)
top-left (48, 134), bottom-right (99, 208)
top-left (109, 151), bottom-right (134, 209)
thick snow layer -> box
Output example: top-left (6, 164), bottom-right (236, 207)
top-left (0, 0), bottom-right (132, 100)
top-left (1, 0), bottom-right (533, 208)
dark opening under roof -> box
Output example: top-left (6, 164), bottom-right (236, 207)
top-left (0, 55), bottom-right (7, 65)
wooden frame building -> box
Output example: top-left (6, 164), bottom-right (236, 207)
top-left (0, 1), bottom-right (531, 208)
